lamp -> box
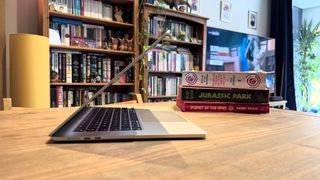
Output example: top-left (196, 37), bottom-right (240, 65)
top-left (10, 34), bottom-right (50, 108)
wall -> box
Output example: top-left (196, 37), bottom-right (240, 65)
top-left (200, 0), bottom-right (271, 37)
top-left (5, 0), bottom-right (38, 97)
top-left (0, 1), bottom-right (5, 109)
top-left (302, 6), bottom-right (320, 24)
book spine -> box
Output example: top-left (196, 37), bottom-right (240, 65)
top-left (72, 54), bottom-right (80, 82)
top-left (96, 56), bottom-right (102, 83)
top-left (181, 71), bottom-right (267, 90)
top-left (58, 53), bottom-right (62, 82)
top-left (66, 53), bottom-right (72, 83)
top-left (82, 54), bottom-right (86, 83)
top-left (86, 54), bottom-right (91, 83)
top-left (81, 0), bottom-right (84, 16)
top-left (56, 86), bottom-right (64, 108)
top-left (67, 90), bottom-right (74, 107)
top-left (62, 53), bottom-right (66, 82)
top-left (106, 57), bottom-right (111, 82)
top-left (179, 86), bottom-right (269, 103)
top-left (102, 57), bottom-right (107, 83)
top-left (90, 55), bottom-right (97, 83)
top-left (176, 98), bottom-right (270, 114)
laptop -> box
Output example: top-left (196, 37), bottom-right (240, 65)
top-left (50, 30), bottom-right (207, 141)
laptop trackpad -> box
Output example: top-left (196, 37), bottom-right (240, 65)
top-left (136, 109), bottom-right (187, 122)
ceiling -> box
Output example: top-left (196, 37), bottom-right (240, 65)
top-left (293, 0), bottom-right (320, 9)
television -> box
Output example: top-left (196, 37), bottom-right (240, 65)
top-left (206, 27), bottom-right (276, 93)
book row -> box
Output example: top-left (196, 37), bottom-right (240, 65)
top-left (148, 15), bottom-right (198, 43)
top-left (50, 18), bottom-right (133, 50)
top-left (50, 51), bottom-right (134, 83)
top-left (148, 46), bottom-right (195, 72)
top-left (49, 0), bottom-right (132, 22)
top-left (51, 86), bottom-right (132, 108)
top-left (148, 76), bottom-right (181, 97)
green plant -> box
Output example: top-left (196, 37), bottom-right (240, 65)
top-left (294, 19), bottom-right (320, 111)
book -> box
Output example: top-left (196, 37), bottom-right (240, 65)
top-left (56, 86), bottom-right (64, 108)
top-left (176, 97), bottom-right (270, 113)
top-left (179, 86), bottom-right (269, 103)
top-left (181, 71), bottom-right (267, 90)
top-left (72, 54), bottom-right (81, 82)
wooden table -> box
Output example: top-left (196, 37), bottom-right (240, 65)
top-left (1, 102), bottom-right (320, 179)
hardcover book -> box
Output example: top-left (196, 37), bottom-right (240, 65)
top-left (182, 71), bottom-right (267, 90)
top-left (179, 86), bottom-right (269, 103)
top-left (176, 97), bottom-right (270, 114)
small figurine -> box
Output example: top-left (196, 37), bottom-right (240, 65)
top-left (163, 0), bottom-right (192, 13)
top-left (111, 37), bottom-right (118, 50)
top-left (118, 38), bottom-right (125, 51)
top-left (114, 6), bottom-right (124, 23)
top-left (124, 34), bottom-right (129, 51)
top-left (127, 38), bottom-right (133, 52)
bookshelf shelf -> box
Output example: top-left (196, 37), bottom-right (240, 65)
top-left (49, 11), bottom-right (134, 29)
top-left (149, 37), bottom-right (202, 46)
top-left (50, 45), bottom-right (134, 55)
top-left (148, 71), bottom-right (182, 75)
top-left (50, 83), bottom-right (134, 86)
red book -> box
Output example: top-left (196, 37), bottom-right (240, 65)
top-left (81, 0), bottom-right (84, 16)
top-left (176, 97), bottom-right (269, 114)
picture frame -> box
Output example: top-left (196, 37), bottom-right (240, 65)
top-left (189, 0), bottom-right (200, 15)
top-left (220, 0), bottom-right (232, 23)
top-left (248, 10), bottom-right (257, 29)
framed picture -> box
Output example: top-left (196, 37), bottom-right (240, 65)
top-left (189, 0), bottom-right (200, 15)
top-left (248, 10), bottom-right (257, 29)
top-left (220, 0), bottom-right (232, 23)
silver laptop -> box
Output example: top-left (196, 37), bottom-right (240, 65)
top-left (50, 31), bottom-right (207, 141)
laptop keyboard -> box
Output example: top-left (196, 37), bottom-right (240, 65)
top-left (74, 107), bottom-right (142, 132)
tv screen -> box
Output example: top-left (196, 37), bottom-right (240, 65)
top-left (206, 27), bottom-right (276, 93)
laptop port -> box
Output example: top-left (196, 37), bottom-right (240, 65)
top-left (83, 137), bottom-right (90, 140)
top-left (95, 137), bottom-right (101, 140)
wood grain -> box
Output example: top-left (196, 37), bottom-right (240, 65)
top-left (0, 0), bottom-right (5, 110)
top-left (1, 102), bottom-right (320, 179)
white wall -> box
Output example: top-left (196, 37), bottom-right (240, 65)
top-left (200, 0), bottom-right (271, 37)
top-left (5, 0), bottom-right (38, 97)
top-left (302, 6), bottom-right (320, 24)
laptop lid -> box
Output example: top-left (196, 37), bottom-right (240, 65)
top-left (50, 30), bottom-right (171, 136)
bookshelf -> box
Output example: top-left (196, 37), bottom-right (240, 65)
top-left (38, 0), bottom-right (139, 108)
top-left (141, 3), bottom-right (208, 102)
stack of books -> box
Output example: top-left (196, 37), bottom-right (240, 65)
top-left (176, 71), bottom-right (270, 113)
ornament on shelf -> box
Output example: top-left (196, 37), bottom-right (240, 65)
top-left (127, 38), bottom-right (133, 51)
top-left (163, 0), bottom-right (192, 13)
top-left (114, 6), bottom-right (124, 23)
top-left (118, 38), bottom-right (125, 51)
top-left (111, 37), bottom-right (119, 50)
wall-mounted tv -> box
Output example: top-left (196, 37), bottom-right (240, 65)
top-left (206, 27), bottom-right (276, 93)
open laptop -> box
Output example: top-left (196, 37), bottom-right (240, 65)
top-left (50, 30), bottom-right (207, 141)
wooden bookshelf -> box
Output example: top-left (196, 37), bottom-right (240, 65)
top-left (50, 45), bottom-right (134, 55)
top-left (50, 82), bottom-right (134, 86)
top-left (38, 0), bottom-right (139, 108)
top-left (141, 3), bottom-right (208, 102)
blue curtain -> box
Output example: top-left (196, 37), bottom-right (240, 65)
top-left (270, 0), bottom-right (296, 110)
